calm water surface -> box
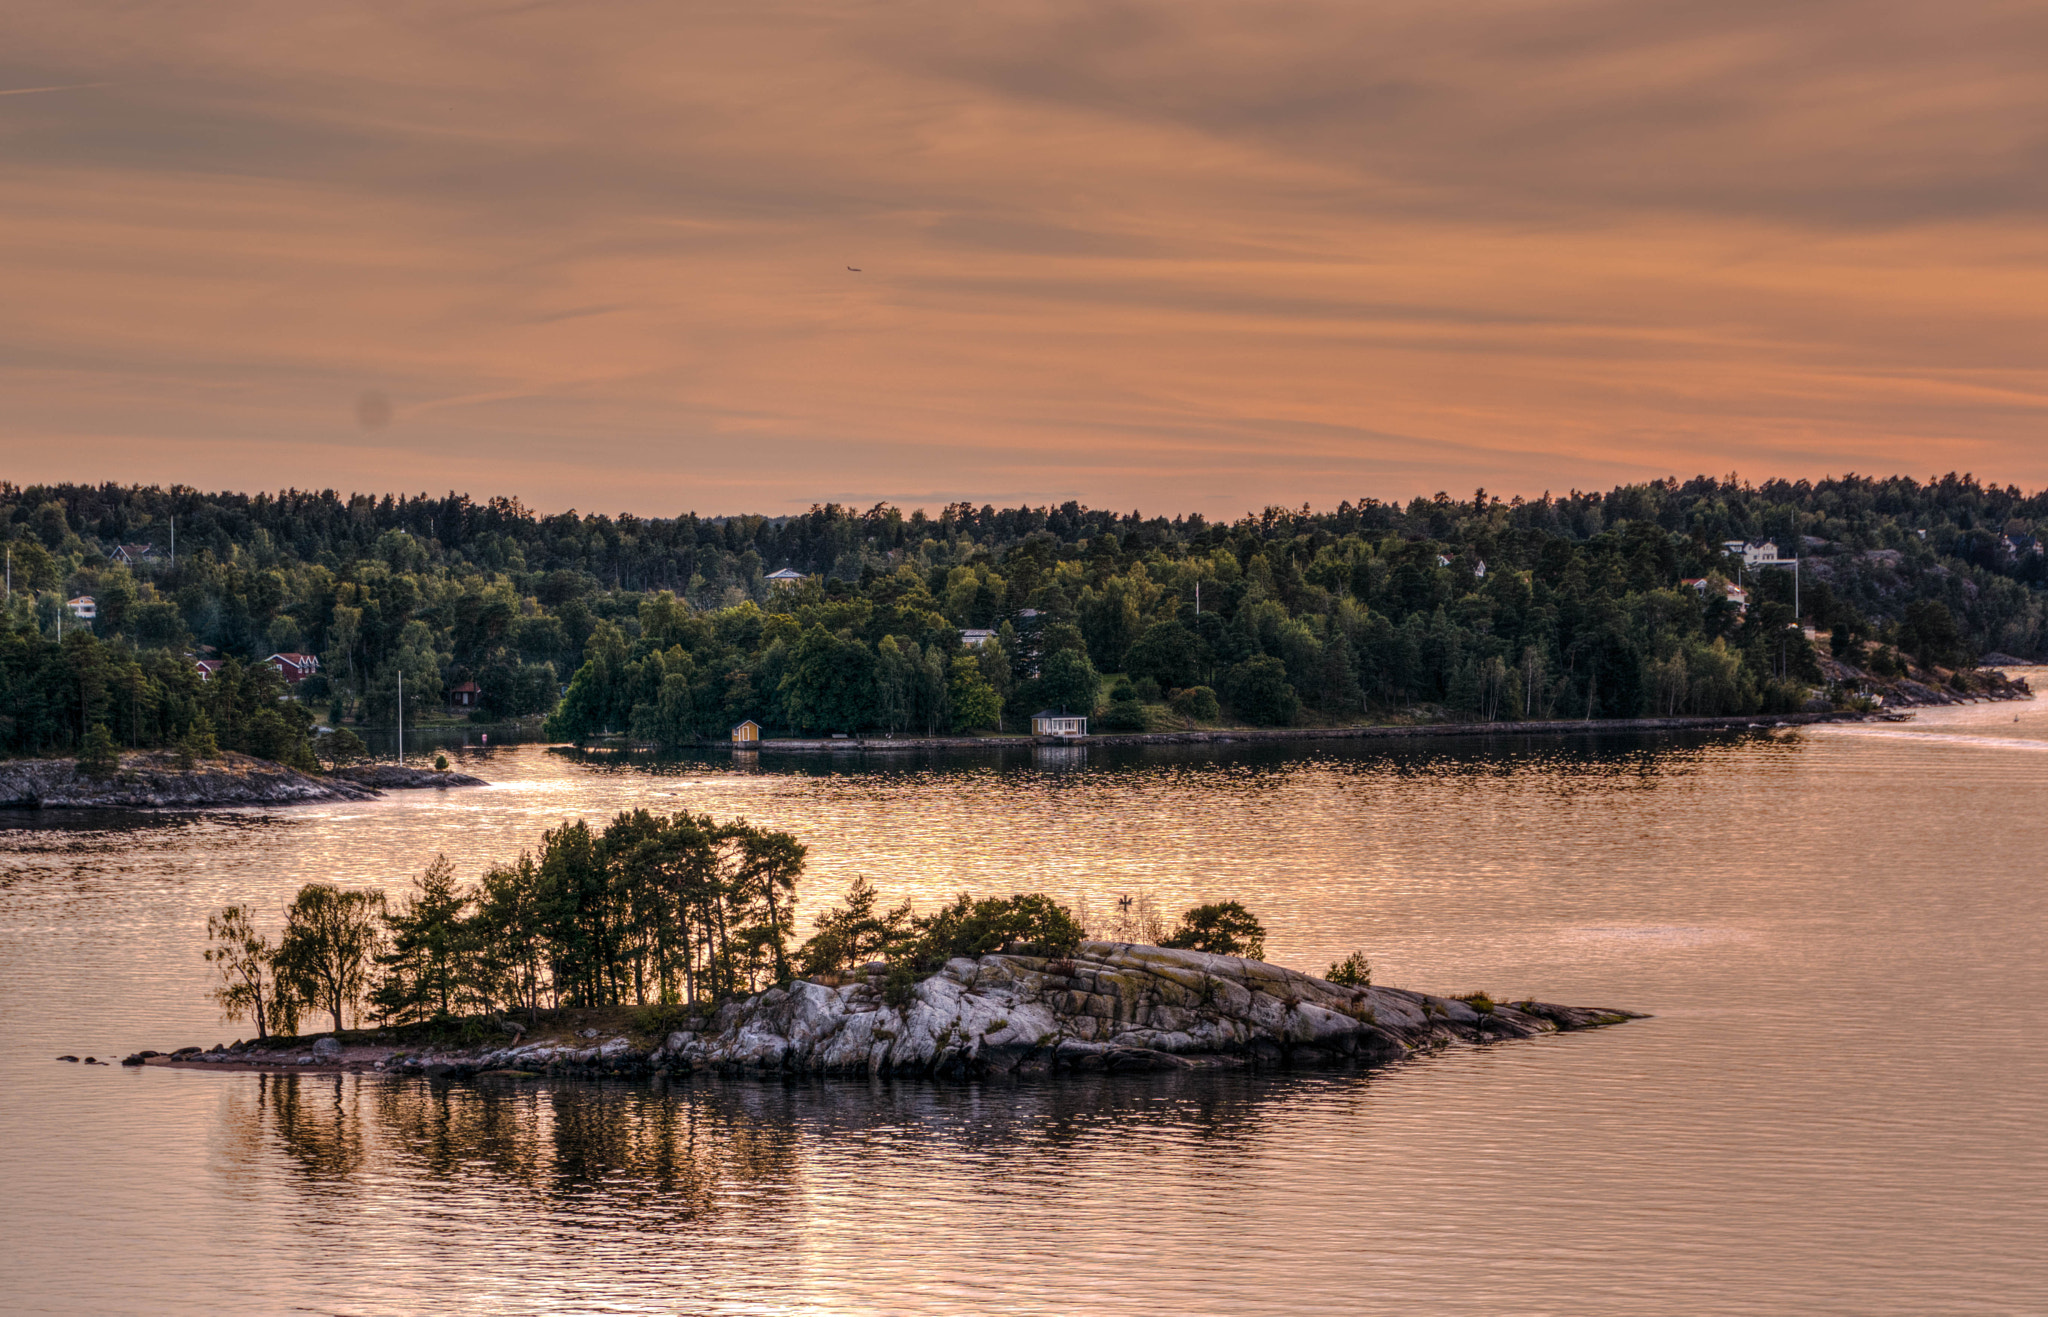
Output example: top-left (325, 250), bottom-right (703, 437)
top-left (3, 689), bottom-right (2045, 1315)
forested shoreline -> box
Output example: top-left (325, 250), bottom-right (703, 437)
top-left (4, 474), bottom-right (2044, 758)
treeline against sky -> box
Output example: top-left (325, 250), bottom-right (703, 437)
top-left (208, 810), bottom-right (1097, 1034)
top-left (3, 473), bottom-right (2045, 755)
top-left (209, 808), bottom-right (1267, 1037)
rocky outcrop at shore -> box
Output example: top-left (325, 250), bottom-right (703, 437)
top-left (0, 751), bottom-right (484, 809)
top-left (640, 942), bottom-right (1636, 1079)
top-left (1816, 654), bottom-right (2032, 708)
top-left (131, 943), bottom-right (1638, 1083)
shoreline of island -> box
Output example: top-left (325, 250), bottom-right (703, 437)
top-left (0, 750), bottom-right (486, 810)
top-left (103, 941), bottom-right (1642, 1084)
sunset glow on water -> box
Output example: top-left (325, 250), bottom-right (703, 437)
top-left (5, 714), bottom-right (2045, 1314)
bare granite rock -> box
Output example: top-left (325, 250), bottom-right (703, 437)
top-left (458, 942), bottom-right (1639, 1082)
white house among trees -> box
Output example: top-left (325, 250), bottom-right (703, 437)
top-left (1031, 709), bottom-right (1087, 737)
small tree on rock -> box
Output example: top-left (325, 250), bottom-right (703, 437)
top-left (796, 875), bottom-right (913, 977)
top-left (314, 727), bottom-right (369, 768)
top-left (1162, 901), bottom-right (1267, 960)
top-left (174, 714), bottom-right (220, 768)
top-left (76, 723), bottom-right (119, 779)
top-left (1324, 951), bottom-right (1372, 986)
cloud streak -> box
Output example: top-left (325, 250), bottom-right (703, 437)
top-left (2, 1), bottom-right (2046, 515)
top-left (0, 81), bottom-right (108, 96)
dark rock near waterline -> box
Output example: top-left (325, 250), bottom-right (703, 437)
top-left (0, 751), bottom-right (371, 810)
top-left (328, 765), bottom-right (487, 790)
top-left (1816, 654), bottom-right (2033, 708)
top-left (57, 1055), bottom-right (78, 1063)
top-left (0, 750), bottom-right (485, 811)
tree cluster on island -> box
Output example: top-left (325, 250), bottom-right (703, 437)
top-left (202, 809), bottom-right (1284, 1038)
top-left (7, 473), bottom-right (2044, 760)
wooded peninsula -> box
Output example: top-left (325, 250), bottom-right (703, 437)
top-left (2, 474), bottom-right (2042, 764)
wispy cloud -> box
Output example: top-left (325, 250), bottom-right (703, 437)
top-left (0, 81), bottom-right (107, 96)
top-left (1, 2), bottom-right (2046, 515)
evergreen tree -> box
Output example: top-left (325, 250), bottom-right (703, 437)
top-left (371, 856), bottom-right (473, 1022)
top-left (76, 723), bottom-right (119, 779)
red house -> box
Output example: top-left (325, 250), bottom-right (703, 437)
top-left (265, 652), bottom-right (321, 684)
top-left (193, 659), bottom-right (224, 681)
top-left (450, 680), bottom-right (480, 709)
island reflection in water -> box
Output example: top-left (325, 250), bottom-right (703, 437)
top-left (228, 1068), bottom-right (1296, 1213)
top-left (217, 1064), bottom-right (1388, 1315)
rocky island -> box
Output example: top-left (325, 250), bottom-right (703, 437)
top-left (124, 941), bottom-right (1639, 1082)
top-left (0, 751), bottom-right (484, 810)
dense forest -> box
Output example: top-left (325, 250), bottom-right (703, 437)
top-left (3, 473), bottom-right (2044, 756)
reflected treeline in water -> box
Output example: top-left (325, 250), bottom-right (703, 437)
top-left (223, 1069), bottom-right (1339, 1228)
top-left (219, 1073), bottom-right (372, 1186)
top-left (548, 725), bottom-right (1774, 784)
top-left (350, 724), bottom-right (545, 757)
top-left (0, 808), bottom-right (291, 849)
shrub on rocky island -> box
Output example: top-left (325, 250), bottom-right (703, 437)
top-left (1325, 951), bottom-right (1373, 986)
top-left (1161, 901), bottom-right (1267, 960)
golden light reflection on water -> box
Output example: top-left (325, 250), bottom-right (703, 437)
top-left (4, 726), bottom-right (2047, 1314)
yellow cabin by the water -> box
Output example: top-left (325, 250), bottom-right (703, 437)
top-left (731, 720), bottom-right (761, 744)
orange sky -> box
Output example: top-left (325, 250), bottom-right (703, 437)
top-left (5, 0), bottom-right (2048, 517)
